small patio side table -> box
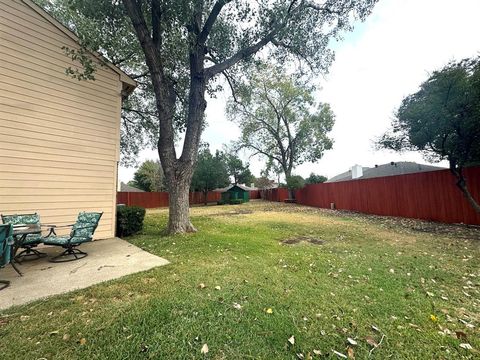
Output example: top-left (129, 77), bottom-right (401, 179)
top-left (12, 225), bottom-right (42, 276)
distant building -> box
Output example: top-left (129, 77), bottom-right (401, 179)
top-left (120, 182), bottom-right (145, 192)
top-left (216, 184), bottom-right (256, 204)
top-left (326, 162), bottom-right (445, 183)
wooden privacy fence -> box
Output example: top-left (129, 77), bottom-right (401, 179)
top-left (290, 167), bottom-right (480, 225)
top-left (117, 190), bottom-right (262, 208)
top-left (259, 188), bottom-right (289, 202)
top-left (117, 192), bottom-right (169, 208)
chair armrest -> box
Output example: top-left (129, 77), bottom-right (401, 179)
top-left (40, 224), bottom-right (58, 228)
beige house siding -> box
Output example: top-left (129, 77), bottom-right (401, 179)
top-left (0, 0), bottom-right (132, 238)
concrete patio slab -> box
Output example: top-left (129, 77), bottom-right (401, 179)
top-left (0, 238), bottom-right (169, 310)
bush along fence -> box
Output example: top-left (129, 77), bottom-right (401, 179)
top-left (262, 167), bottom-right (480, 225)
top-left (117, 190), bottom-right (261, 208)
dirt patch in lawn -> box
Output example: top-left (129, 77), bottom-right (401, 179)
top-left (211, 209), bottom-right (254, 217)
top-left (282, 236), bottom-right (325, 245)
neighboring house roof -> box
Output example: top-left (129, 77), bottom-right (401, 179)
top-left (120, 182), bottom-right (145, 192)
top-left (214, 184), bottom-right (257, 192)
top-left (326, 162), bottom-right (445, 183)
top-left (23, 0), bottom-right (136, 95)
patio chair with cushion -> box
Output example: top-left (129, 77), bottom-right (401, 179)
top-left (1, 213), bottom-right (54, 262)
top-left (0, 224), bottom-right (14, 290)
top-left (43, 212), bottom-right (103, 263)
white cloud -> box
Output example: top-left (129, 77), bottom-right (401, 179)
top-left (119, 0), bottom-right (480, 182)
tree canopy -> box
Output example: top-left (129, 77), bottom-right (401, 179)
top-left (306, 173), bottom-right (328, 184)
top-left (223, 151), bottom-right (254, 185)
top-left (129, 160), bottom-right (165, 192)
top-left (377, 57), bottom-right (480, 213)
top-left (191, 145), bottom-right (230, 203)
top-left (286, 175), bottom-right (305, 190)
top-left (228, 66), bottom-right (335, 180)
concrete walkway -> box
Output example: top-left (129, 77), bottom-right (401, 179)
top-left (0, 238), bottom-right (169, 310)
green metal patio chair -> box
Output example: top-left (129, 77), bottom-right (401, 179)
top-left (43, 212), bottom-right (103, 263)
top-left (0, 224), bottom-right (15, 290)
top-left (1, 213), bottom-right (54, 262)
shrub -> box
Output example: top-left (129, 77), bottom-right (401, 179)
top-left (116, 205), bottom-right (146, 237)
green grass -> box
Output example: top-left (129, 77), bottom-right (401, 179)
top-left (1, 202), bottom-right (479, 359)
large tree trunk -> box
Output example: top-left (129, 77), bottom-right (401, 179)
top-left (284, 168), bottom-right (294, 200)
top-left (165, 171), bottom-right (196, 234)
top-left (450, 164), bottom-right (480, 214)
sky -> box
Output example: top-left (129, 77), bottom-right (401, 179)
top-left (118, 0), bottom-right (480, 184)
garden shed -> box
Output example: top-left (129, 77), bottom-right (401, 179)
top-left (219, 184), bottom-right (253, 204)
top-left (0, 0), bottom-right (136, 239)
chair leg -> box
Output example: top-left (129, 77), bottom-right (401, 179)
top-left (15, 247), bottom-right (47, 263)
top-left (0, 280), bottom-right (10, 291)
top-left (49, 247), bottom-right (88, 263)
top-left (10, 261), bottom-right (22, 276)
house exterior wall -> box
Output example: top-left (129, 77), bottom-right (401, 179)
top-left (0, 0), bottom-right (123, 238)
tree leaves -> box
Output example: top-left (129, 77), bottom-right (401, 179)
top-left (228, 65), bottom-right (335, 180)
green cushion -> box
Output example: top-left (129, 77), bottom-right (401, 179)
top-left (43, 236), bottom-right (91, 246)
top-left (22, 233), bottom-right (42, 245)
top-left (2, 213), bottom-right (42, 247)
top-left (2, 213), bottom-right (40, 226)
top-left (70, 212), bottom-right (102, 239)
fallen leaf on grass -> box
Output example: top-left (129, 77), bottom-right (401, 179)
top-left (201, 343), bottom-right (209, 354)
top-left (313, 349), bottom-right (322, 355)
top-left (430, 315), bottom-right (438, 322)
top-left (459, 319), bottom-right (475, 328)
top-left (49, 330), bottom-right (59, 336)
top-left (459, 343), bottom-right (473, 350)
top-left (62, 334), bottom-right (70, 341)
top-left (265, 308), bottom-right (273, 314)
top-left (456, 331), bottom-right (468, 340)
top-left (371, 325), bottom-right (380, 332)
top-left (346, 338), bottom-right (357, 346)
top-left (347, 346), bottom-right (355, 359)
top-left (233, 303), bottom-right (242, 310)
top-left (78, 338), bottom-right (87, 345)
top-left (288, 335), bottom-right (295, 345)
top-left (332, 349), bottom-right (347, 358)
top-left (366, 336), bottom-right (378, 347)
top-left (198, 283), bottom-right (206, 289)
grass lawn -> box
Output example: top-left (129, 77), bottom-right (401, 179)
top-left (1, 201), bottom-right (479, 359)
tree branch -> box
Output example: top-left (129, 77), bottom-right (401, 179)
top-left (205, 31), bottom-right (275, 78)
top-left (151, 0), bottom-right (162, 50)
top-left (199, 0), bottom-right (232, 44)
